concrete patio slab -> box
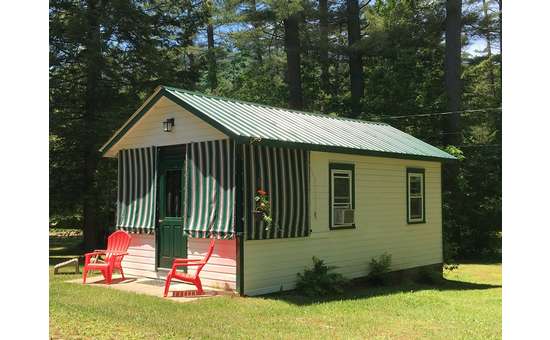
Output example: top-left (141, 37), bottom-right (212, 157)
top-left (67, 275), bottom-right (233, 303)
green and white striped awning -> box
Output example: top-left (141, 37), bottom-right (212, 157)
top-left (243, 145), bottom-right (310, 240)
top-left (116, 147), bottom-right (157, 234)
top-left (185, 140), bottom-right (236, 239)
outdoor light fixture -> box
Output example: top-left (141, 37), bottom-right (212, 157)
top-left (163, 118), bottom-right (175, 132)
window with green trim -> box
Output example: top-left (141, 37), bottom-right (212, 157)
top-left (407, 168), bottom-right (425, 223)
top-left (329, 163), bottom-right (355, 229)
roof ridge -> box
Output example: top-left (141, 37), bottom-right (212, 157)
top-left (161, 85), bottom-right (389, 126)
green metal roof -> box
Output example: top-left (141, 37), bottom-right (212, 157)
top-left (101, 86), bottom-right (456, 161)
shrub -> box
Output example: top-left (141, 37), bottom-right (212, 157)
top-left (295, 257), bottom-right (348, 297)
top-left (443, 262), bottom-right (460, 280)
top-left (443, 263), bottom-right (459, 272)
top-left (367, 253), bottom-right (392, 285)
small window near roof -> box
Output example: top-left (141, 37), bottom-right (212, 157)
top-left (329, 163), bottom-right (355, 229)
top-left (407, 168), bottom-right (425, 224)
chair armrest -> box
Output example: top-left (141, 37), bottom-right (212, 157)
top-left (84, 251), bottom-right (106, 265)
top-left (172, 262), bottom-right (204, 269)
top-left (173, 258), bottom-right (202, 263)
top-left (85, 251), bottom-right (106, 257)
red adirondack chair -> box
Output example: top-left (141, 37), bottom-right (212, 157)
top-left (82, 230), bottom-right (131, 284)
top-left (163, 238), bottom-right (215, 297)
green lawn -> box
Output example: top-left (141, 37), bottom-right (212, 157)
top-left (50, 234), bottom-right (501, 339)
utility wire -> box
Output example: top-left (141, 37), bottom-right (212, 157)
top-left (364, 107), bottom-right (502, 120)
top-left (452, 144), bottom-right (501, 148)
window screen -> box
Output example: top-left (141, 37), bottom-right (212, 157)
top-left (329, 163), bottom-right (355, 229)
top-left (407, 169), bottom-right (425, 223)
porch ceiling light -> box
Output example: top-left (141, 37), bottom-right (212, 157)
top-left (163, 118), bottom-right (175, 132)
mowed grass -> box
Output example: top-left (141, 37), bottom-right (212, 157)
top-left (50, 235), bottom-right (501, 339)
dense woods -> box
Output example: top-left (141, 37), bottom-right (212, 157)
top-left (50, 0), bottom-right (501, 259)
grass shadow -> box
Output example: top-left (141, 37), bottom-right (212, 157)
top-left (262, 277), bottom-right (501, 306)
top-left (49, 232), bottom-right (84, 265)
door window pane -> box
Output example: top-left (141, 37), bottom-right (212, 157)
top-left (165, 169), bottom-right (182, 217)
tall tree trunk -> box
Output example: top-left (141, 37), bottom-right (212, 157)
top-left (482, 0), bottom-right (492, 59)
top-left (82, 0), bottom-right (104, 251)
top-left (482, 0), bottom-right (496, 98)
top-left (443, 0), bottom-right (463, 254)
top-left (497, 0), bottom-right (502, 54)
top-left (444, 0), bottom-right (462, 146)
top-left (250, 0), bottom-right (263, 62)
top-left (319, 0), bottom-right (330, 98)
top-left (333, 22), bottom-right (344, 98)
top-left (205, 0), bottom-right (217, 91)
top-left (346, 0), bottom-right (364, 117)
top-left (207, 22), bottom-right (217, 90)
top-left (284, 12), bottom-right (303, 109)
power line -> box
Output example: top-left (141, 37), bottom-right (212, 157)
top-left (438, 130), bottom-right (501, 135)
top-left (365, 107), bottom-right (502, 120)
top-left (453, 144), bottom-right (501, 148)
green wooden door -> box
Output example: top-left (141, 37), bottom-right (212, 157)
top-left (157, 152), bottom-right (187, 269)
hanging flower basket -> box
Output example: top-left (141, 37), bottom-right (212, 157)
top-left (254, 189), bottom-right (272, 226)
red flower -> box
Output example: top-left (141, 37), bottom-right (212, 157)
top-left (257, 189), bottom-right (267, 196)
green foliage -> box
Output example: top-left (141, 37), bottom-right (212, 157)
top-left (295, 257), bottom-right (348, 297)
top-left (443, 145), bottom-right (466, 160)
top-left (50, 0), bottom-right (501, 258)
top-left (49, 0), bottom-right (210, 237)
top-left (367, 253), bottom-right (392, 285)
top-left (254, 189), bottom-right (272, 226)
top-left (444, 263), bottom-right (460, 273)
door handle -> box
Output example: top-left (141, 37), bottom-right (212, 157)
top-left (159, 219), bottom-right (164, 223)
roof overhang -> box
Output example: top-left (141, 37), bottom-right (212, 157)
top-left (100, 86), bottom-right (457, 163)
top-left (232, 137), bottom-right (457, 163)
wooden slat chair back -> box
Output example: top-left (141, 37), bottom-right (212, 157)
top-left (104, 231), bottom-right (132, 268)
top-left (82, 230), bottom-right (131, 284)
top-left (163, 238), bottom-right (216, 297)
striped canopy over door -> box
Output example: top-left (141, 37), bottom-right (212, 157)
top-left (185, 140), bottom-right (236, 239)
top-left (243, 145), bottom-right (310, 240)
top-left (116, 146), bottom-right (157, 234)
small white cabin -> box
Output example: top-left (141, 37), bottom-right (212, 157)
top-left (99, 85), bottom-right (455, 296)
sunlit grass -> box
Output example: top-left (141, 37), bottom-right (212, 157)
top-left (50, 262), bottom-right (501, 339)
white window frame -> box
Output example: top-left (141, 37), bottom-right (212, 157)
top-left (331, 169), bottom-right (353, 228)
top-left (407, 171), bottom-right (425, 223)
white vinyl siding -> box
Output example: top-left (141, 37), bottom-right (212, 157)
top-left (244, 152), bottom-right (442, 296)
top-left (104, 96), bottom-right (227, 158)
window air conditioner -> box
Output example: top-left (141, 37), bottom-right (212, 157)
top-left (334, 208), bottom-right (354, 225)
